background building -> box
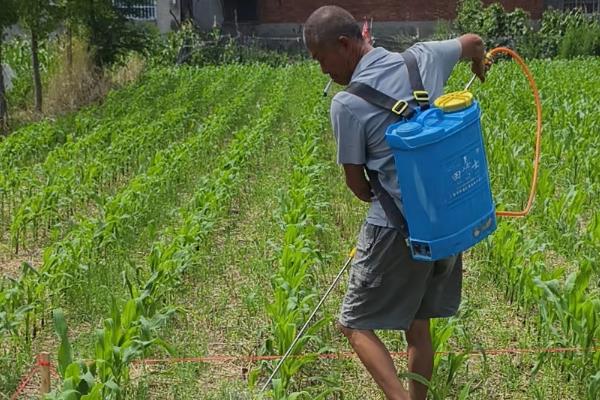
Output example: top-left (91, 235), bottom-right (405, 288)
top-left (133, 0), bottom-right (600, 37)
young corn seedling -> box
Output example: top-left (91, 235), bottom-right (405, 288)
top-left (48, 298), bottom-right (175, 399)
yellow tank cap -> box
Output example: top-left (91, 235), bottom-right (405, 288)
top-left (434, 91), bottom-right (474, 112)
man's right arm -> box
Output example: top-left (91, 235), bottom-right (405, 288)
top-left (330, 97), bottom-right (372, 202)
top-left (343, 164), bottom-right (372, 202)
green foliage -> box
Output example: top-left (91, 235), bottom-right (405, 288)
top-left (2, 58), bottom-right (600, 397)
top-left (2, 37), bottom-right (58, 108)
top-left (536, 8), bottom-right (589, 58)
top-left (559, 20), bottom-right (600, 58)
top-left (41, 64), bottom-right (289, 399)
top-left (81, 0), bottom-right (153, 66)
top-left (445, 57), bottom-right (600, 398)
top-left (455, 0), bottom-right (484, 35)
top-left (16, 0), bottom-right (60, 36)
top-left (455, 0), bottom-right (532, 50)
top-left (455, 1), bottom-right (600, 58)
top-left (431, 20), bottom-right (455, 41)
top-left (47, 303), bottom-right (174, 400)
top-left (253, 68), bottom-right (336, 399)
top-left (0, 0), bottom-right (18, 33)
top-left (57, 0), bottom-right (88, 26)
top-left (427, 315), bottom-right (472, 400)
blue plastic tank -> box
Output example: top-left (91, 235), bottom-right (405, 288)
top-left (385, 92), bottom-right (496, 261)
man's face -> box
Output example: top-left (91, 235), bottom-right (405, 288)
top-left (308, 39), bottom-right (355, 86)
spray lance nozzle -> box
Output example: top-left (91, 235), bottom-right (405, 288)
top-left (323, 79), bottom-right (333, 97)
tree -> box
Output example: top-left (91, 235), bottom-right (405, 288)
top-left (0, 0), bottom-right (18, 134)
top-left (83, 0), bottom-right (151, 66)
top-left (17, 0), bottom-right (60, 113)
top-left (58, 0), bottom-right (88, 73)
top-left (56, 0), bottom-right (151, 67)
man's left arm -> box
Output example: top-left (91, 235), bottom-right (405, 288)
top-left (410, 34), bottom-right (487, 90)
top-left (458, 34), bottom-right (487, 83)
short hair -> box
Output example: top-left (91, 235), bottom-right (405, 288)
top-left (303, 5), bottom-right (362, 49)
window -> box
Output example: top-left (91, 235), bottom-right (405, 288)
top-left (113, 0), bottom-right (157, 21)
top-left (562, 0), bottom-right (600, 13)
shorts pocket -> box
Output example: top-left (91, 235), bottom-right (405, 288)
top-left (356, 223), bottom-right (380, 254)
top-left (350, 223), bottom-right (385, 288)
top-left (349, 263), bottom-right (384, 288)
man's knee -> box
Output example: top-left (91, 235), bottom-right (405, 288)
top-left (336, 322), bottom-right (376, 348)
top-left (336, 321), bottom-right (355, 338)
top-left (405, 319), bottom-right (431, 346)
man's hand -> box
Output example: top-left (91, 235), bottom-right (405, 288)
top-left (470, 55), bottom-right (488, 83)
top-left (459, 34), bottom-right (487, 83)
top-left (343, 164), bottom-right (373, 202)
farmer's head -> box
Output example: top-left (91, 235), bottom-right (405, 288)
top-left (303, 5), bottom-right (369, 85)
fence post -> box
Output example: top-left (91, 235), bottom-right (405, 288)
top-left (39, 352), bottom-right (51, 398)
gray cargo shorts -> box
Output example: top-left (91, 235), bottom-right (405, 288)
top-left (339, 222), bottom-right (462, 331)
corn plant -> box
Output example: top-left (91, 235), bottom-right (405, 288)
top-left (254, 68), bottom-right (335, 398)
top-left (47, 299), bottom-right (175, 399)
top-left (46, 65), bottom-right (292, 398)
top-left (399, 310), bottom-right (473, 400)
top-left (7, 68), bottom-right (232, 252)
top-left (0, 66), bottom-right (269, 347)
top-left (451, 58), bottom-right (600, 398)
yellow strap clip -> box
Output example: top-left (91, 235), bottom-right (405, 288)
top-left (413, 90), bottom-right (429, 103)
top-left (391, 100), bottom-right (408, 116)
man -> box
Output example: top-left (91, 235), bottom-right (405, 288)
top-left (303, 5), bottom-right (487, 400)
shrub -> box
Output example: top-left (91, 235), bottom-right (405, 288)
top-left (537, 8), bottom-right (588, 58)
top-left (3, 36), bottom-right (58, 109)
top-left (455, 0), bottom-right (484, 35)
top-left (46, 36), bottom-right (111, 115)
top-left (146, 22), bottom-right (302, 67)
top-left (455, 1), bottom-right (600, 59)
top-left (559, 20), bottom-right (600, 58)
top-left (456, 0), bottom-right (532, 50)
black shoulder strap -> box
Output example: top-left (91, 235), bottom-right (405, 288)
top-left (345, 50), bottom-right (430, 115)
top-left (345, 83), bottom-right (415, 120)
top-left (365, 168), bottom-right (410, 238)
top-left (400, 50), bottom-right (430, 110)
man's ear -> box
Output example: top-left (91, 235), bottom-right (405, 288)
top-left (338, 35), bottom-right (351, 50)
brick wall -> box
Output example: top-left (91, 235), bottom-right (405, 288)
top-left (258, 0), bottom-right (544, 23)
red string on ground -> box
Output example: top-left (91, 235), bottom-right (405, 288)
top-left (10, 354), bottom-right (58, 400)
top-left (12, 345), bottom-right (598, 398)
top-left (49, 365), bottom-right (61, 378)
top-left (10, 365), bottom-right (38, 400)
top-left (133, 345), bottom-right (600, 366)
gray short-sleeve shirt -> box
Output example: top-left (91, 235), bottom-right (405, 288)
top-left (331, 39), bottom-right (462, 227)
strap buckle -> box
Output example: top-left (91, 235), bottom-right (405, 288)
top-left (413, 90), bottom-right (429, 103)
top-left (391, 100), bottom-right (409, 116)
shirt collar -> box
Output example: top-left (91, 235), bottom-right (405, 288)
top-left (351, 47), bottom-right (389, 81)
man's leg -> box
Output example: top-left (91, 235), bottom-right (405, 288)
top-left (338, 323), bottom-right (410, 400)
top-left (405, 319), bottom-right (433, 400)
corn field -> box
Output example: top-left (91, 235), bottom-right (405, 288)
top-left (0, 59), bottom-right (599, 399)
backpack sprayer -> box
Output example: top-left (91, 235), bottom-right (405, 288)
top-left (260, 47), bottom-right (542, 393)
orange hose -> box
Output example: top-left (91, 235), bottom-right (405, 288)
top-left (486, 47), bottom-right (543, 218)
